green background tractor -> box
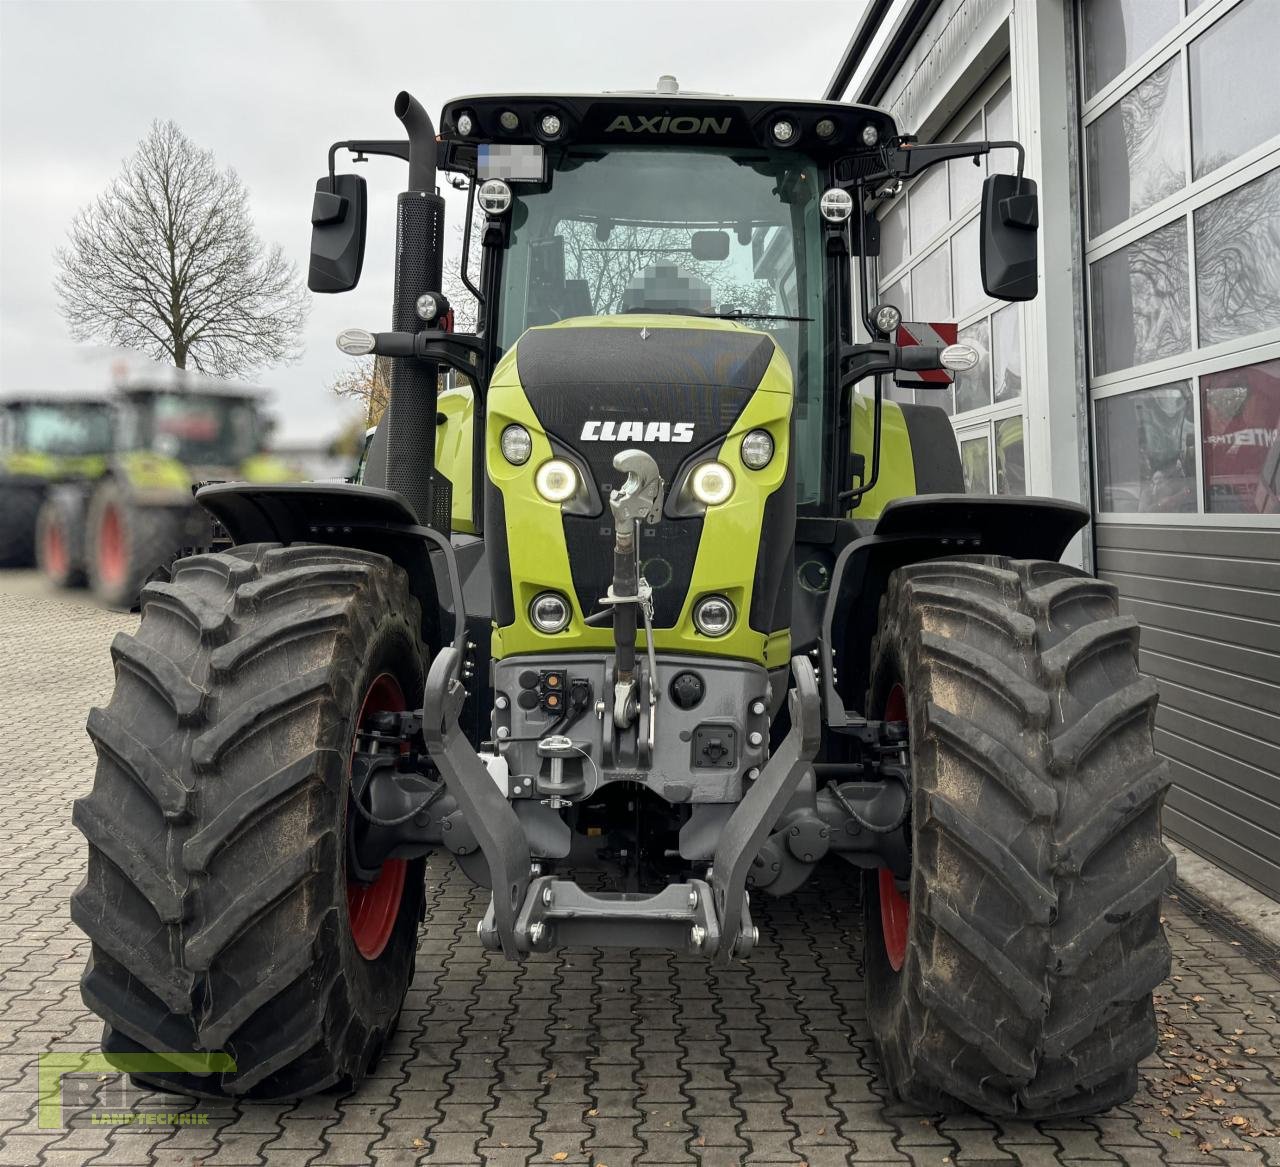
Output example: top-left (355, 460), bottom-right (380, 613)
top-left (0, 396), bottom-right (114, 570)
top-left (73, 82), bottom-right (1172, 1117)
top-left (40, 373), bottom-right (295, 606)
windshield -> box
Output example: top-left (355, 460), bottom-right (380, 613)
top-left (146, 393), bottom-right (260, 465)
top-left (497, 146), bottom-right (826, 503)
top-left (14, 404), bottom-right (113, 456)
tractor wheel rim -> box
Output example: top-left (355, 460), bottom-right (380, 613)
top-left (346, 672), bottom-right (408, 960)
top-left (879, 682), bottom-right (910, 973)
top-left (45, 519), bottom-right (67, 579)
top-left (98, 504), bottom-right (125, 589)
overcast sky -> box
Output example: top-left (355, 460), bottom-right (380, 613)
top-left (0, 0), bottom-right (857, 443)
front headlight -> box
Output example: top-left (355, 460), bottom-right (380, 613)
top-left (693, 594), bottom-right (735, 637)
top-left (740, 430), bottom-right (774, 470)
top-left (500, 424), bottom-right (532, 465)
top-left (535, 458), bottom-right (579, 503)
top-left (689, 461), bottom-right (735, 506)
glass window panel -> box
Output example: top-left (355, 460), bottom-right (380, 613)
top-left (880, 275), bottom-right (910, 318)
top-left (879, 195), bottom-right (908, 274)
top-left (1086, 59), bottom-right (1185, 239)
top-left (1200, 358), bottom-right (1280, 514)
top-left (909, 165), bottom-right (949, 253)
top-left (1190, 0), bottom-right (1280, 179)
top-left (992, 303), bottom-right (1023, 402)
top-left (1089, 218), bottom-right (1190, 375)
top-left (1194, 165), bottom-right (1280, 347)
top-left (960, 433), bottom-right (992, 494)
top-left (911, 246), bottom-right (952, 322)
top-left (995, 416), bottom-right (1026, 495)
top-left (985, 81), bottom-right (1014, 146)
top-left (951, 218), bottom-right (985, 321)
top-left (1081, 0), bottom-right (1180, 98)
top-left (954, 318), bottom-right (992, 413)
top-left (949, 113), bottom-right (985, 215)
top-left (1094, 382), bottom-right (1197, 512)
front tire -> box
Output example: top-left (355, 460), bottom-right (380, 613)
top-left (72, 543), bottom-right (426, 1099)
top-left (863, 556), bottom-right (1173, 1118)
top-left (36, 494), bottom-right (85, 587)
top-left (0, 479), bottom-right (44, 566)
top-left (85, 480), bottom-right (188, 608)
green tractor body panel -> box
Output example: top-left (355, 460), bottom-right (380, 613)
top-left (847, 394), bottom-right (917, 519)
top-left (435, 384), bottom-right (477, 534)
top-left (486, 314), bottom-right (794, 667)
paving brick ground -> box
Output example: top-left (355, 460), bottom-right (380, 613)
top-left (0, 570), bottom-right (1277, 1166)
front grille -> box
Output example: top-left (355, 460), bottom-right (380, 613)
top-left (515, 325), bottom-right (774, 629)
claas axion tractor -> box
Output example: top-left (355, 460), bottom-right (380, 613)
top-left (73, 79), bottom-right (1174, 1116)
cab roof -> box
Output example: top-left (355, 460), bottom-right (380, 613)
top-left (439, 84), bottom-right (898, 176)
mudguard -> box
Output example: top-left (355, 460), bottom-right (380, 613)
top-left (195, 480), bottom-right (464, 661)
top-left (820, 493), bottom-right (1089, 723)
top-left (109, 451), bottom-right (193, 505)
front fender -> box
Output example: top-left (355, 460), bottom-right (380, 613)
top-left (820, 494), bottom-right (1089, 723)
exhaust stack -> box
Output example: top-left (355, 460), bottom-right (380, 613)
top-left (382, 91), bottom-right (449, 528)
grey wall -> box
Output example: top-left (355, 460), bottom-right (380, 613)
top-left (1095, 523), bottom-right (1280, 899)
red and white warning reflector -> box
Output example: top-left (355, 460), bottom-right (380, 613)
top-left (894, 321), bottom-right (958, 389)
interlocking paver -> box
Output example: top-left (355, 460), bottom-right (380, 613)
top-left (1, 573), bottom-right (1279, 1166)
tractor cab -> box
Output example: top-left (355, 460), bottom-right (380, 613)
top-left (0, 395), bottom-right (114, 467)
top-left (115, 380), bottom-right (273, 475)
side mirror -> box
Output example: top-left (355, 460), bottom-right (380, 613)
top-left (308, 174), bottom-right (367, 293)
top-left (980, 173), bottom-right (1039, 302)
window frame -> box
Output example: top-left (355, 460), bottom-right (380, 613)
top-left (873, 62), bottom-right (1029, 476)
top-left (1078, 0), bottom-right (1280, 525)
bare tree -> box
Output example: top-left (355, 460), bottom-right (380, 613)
top-left (55, 120), bottom-right (308, 376)
top-left (329, 356), bottom-right (392, 425)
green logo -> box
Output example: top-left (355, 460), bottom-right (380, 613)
top-left (38, 1052), bottom-right (236, 1129)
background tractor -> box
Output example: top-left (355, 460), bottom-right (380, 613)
top-left (40, 370), bottom-right (295, 605)
top-left (73, 80), bottom-right (1173, 1117)
top-left (0, 396), bottom-right (114, 569)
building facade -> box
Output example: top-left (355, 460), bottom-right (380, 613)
top-left (827, 0), bottom-right (1280, 898)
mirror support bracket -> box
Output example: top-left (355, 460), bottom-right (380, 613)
top-left (326, 139), bottom-right (412, 191)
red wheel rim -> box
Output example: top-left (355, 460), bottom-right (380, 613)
top-left (98, 504), bottom-right (125, 589)
top-left (44, 518), bottom-right (68, 581)
top-left (346, 673), bottom-right (408, 960)
top-left (879, 682), bottom-right (909, 972)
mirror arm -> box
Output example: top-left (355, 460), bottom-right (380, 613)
top-left (326, 140), bottom-right (413, 191)
top-left (862, 137), bottom-right (1026, 184)
top-left (362, 330), bottom-right (487, 389)
top-left (459, 182), bottom-right (484, 306)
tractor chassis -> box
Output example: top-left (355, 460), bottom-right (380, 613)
top-left (348, 647), bottom-right (914, 964)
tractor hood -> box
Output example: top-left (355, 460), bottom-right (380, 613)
top-left (485, 315), bottom-right (795, 665)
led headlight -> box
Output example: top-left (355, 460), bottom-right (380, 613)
top-left (690, 461), bottom-right (735, 506)
top-left (499, 110), bottom-right (520, 131)
top-left (535, 458), bottom-right (579, 503)
top-left (740, 430), bottom-right (774, 470)
top-left (455, 111), bottom-right (475, 136)
top-left (771, 119), bottom-right (796, 144)
top-left (530, 591), bottom-right (571, 633)
top-left (874, 303), bottom-right (902, 335)
top-left (415, 291), bottom-right (445, 322)
top-left (693, 595), bottom-right (735, 637)
top-left (861, 123), bottom-right (880, 147)
top-left (478, 179), bottom-right (512, 215)
top-left (815, 118), bottom-right (836, 139)
top-left (539, 113), bottom-right (562, 138)
top-left (819, 188), bottom-right (853, 223)
top-left (500, 424), bottom-right (532, 465)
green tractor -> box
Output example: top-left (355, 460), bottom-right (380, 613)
top-left (73, 81), bottom-right (1173, 1116)
top-left (0, 396), bottom-right (114, 569)
top-left (42, 374), bottom-right (295, 606)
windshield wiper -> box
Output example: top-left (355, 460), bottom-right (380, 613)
top-left (710, 311), bottom-right (813, 322)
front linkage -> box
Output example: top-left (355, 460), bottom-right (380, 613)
top-left (345, 639), bottom-right (917, 963)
